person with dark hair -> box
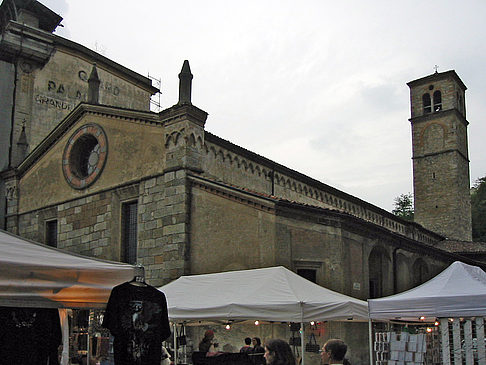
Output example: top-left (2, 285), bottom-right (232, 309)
top-left (263, 339), bottom-right (296, 365)
top-left (252, 337), bottom-right (264, 354)
top-left (251, 337), bottom-right (266, 365)
top-left (320, 339), bottom-right (350, 365)
top-left (240, 337), bottom-right (253, 353)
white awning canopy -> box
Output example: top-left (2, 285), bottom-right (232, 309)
top-left (0, 229), bottom-right (136, 308)
top-left (159, 266), bottom-right (368, 323)
top-left (368, 261), bottom-right (486, 320)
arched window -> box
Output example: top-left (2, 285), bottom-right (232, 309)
top-left (433, 90), bottom-right (442, 112)
top-left (369, 247), bottom-right (390, 298)
top-left (422, 93), bottom-right (431, 114)
top-left (412, 258), bottom-right (429, 287)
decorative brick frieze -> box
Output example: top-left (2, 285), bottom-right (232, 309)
top-left (202, 139), bottom-right (440, 245)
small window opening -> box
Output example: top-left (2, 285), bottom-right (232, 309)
top-left (297, 269), bottom-right (316, 283)
top-left (433, 90), bottom-right (442, 112)
top-left (46, 220), bottom-right (58, 247)
top-left (122, 201), bottom-right (138, 264)
top-left (422, 93), bottom-right (431, 114)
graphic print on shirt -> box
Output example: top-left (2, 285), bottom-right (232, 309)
top-left (121, 300), bottom-right (164, 362)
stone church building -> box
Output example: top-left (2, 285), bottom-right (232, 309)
top-left (1, 1), bottom-right (485, 363)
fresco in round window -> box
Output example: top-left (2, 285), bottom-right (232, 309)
top-left (62, 124), bottom-right (108, 189)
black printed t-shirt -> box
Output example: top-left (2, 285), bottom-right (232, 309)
top-left (0, 306), bottom-right (62, 365)
top-left (102, 282), bottom-right (171, 365)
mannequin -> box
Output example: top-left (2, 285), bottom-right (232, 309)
top-left (129, 265), bottom-right (147, 287)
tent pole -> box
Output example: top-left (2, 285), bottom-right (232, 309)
top-left (87, 311), bottom-right (91, 365)
top-left (368, 318), bottom-right (373, 365)
top-left (300, 321), bottom-right (305, 365)
top-left (59, 309), bottom-right (69, 365)
top-left (173, 322), bottom-right (177, 365)
top-left (300, 302), bottom-right (305, 365)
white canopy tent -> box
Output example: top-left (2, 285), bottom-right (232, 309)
top-left (368, 261), bottom-right (486, 321)
top-left (159, 266), bottom-right (368, 365)
top-left (368, 261), bottom-right (486, 365)
top-left (159, 266), bottom-right (369, 322)
top-left (0, 229), bottom-right (136, 309)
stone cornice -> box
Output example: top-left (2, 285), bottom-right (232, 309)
top-left (188, 174), bottom-right (276, 213)
top-left (159, 104), bottom-right (208, 127)
top-left (0, 167), bottom-right (18, 180)
top-left (409, 108), bottom-right (468, 127)
top-left (412, 148), bottom-right (469, 162)
top-left (0, 21), bottom-right (55, 63)
top-left (407, 70), bottom-right (467, 91)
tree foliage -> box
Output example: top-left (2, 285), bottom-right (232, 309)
top-left (392, 193), bottom-right (414, 221)
top-left (472, 176), bottom-right (486, 242)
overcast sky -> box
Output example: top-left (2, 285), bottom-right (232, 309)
top-left (39, 0), bottom-right (486, 212)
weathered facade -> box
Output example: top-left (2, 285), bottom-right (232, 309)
top-left (0, 0), bottom-right (158, 228)
top-left (3, 66), bottom-right (482, 363)
top-left (1, 1), bottom-right (485, 364)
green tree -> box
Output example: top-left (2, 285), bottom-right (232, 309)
top-left (472, 176), bottom-right (486, 242)
top-left (392, 193), bottom-right (414, 221)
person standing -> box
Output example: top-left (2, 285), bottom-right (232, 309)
top-left (320, 339), bottom-right (350, 365)
top-left (240, 337), bottom-right (253, 353)
top-left (199, 330), bottom-right (217, 353)
top-left (263, 339), bottom-right (296, 365)
top-left (251, 337), bottom-right (265, 365)
top-left (252, 337), bottom-right (264, 354)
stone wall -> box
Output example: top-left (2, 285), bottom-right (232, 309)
top-left (137, 171), bottom-right (191, 287)
top-left (188, 175), bottom-right (449, 300)
top-left (189, 177), bottom-right (276, 274)
top-left (413, 147), bottom-right (472, 240)
top-left (411, 114), bottom-right (471, 240)
top-left (15, 182), bottom-right (141, 261)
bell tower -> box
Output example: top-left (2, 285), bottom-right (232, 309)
top-left (408, 70), bottom-right (472, 241)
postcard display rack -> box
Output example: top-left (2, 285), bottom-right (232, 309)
top-left (373, 329), bottom-right (440, 365)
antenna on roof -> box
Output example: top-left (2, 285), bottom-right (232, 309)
top-left (148, 73), bottom-right (162, 112)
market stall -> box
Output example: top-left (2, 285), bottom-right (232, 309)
top-left (159, 266), bottom-right (369, 365)
top-left (368, 261), bottom-right (486, 365)
top-left (160, 266), bottom-right (368, 322)
top-left (0, 229), bottom-right (137, 364)
top-left (0, 229), bottom-right (136, 308)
